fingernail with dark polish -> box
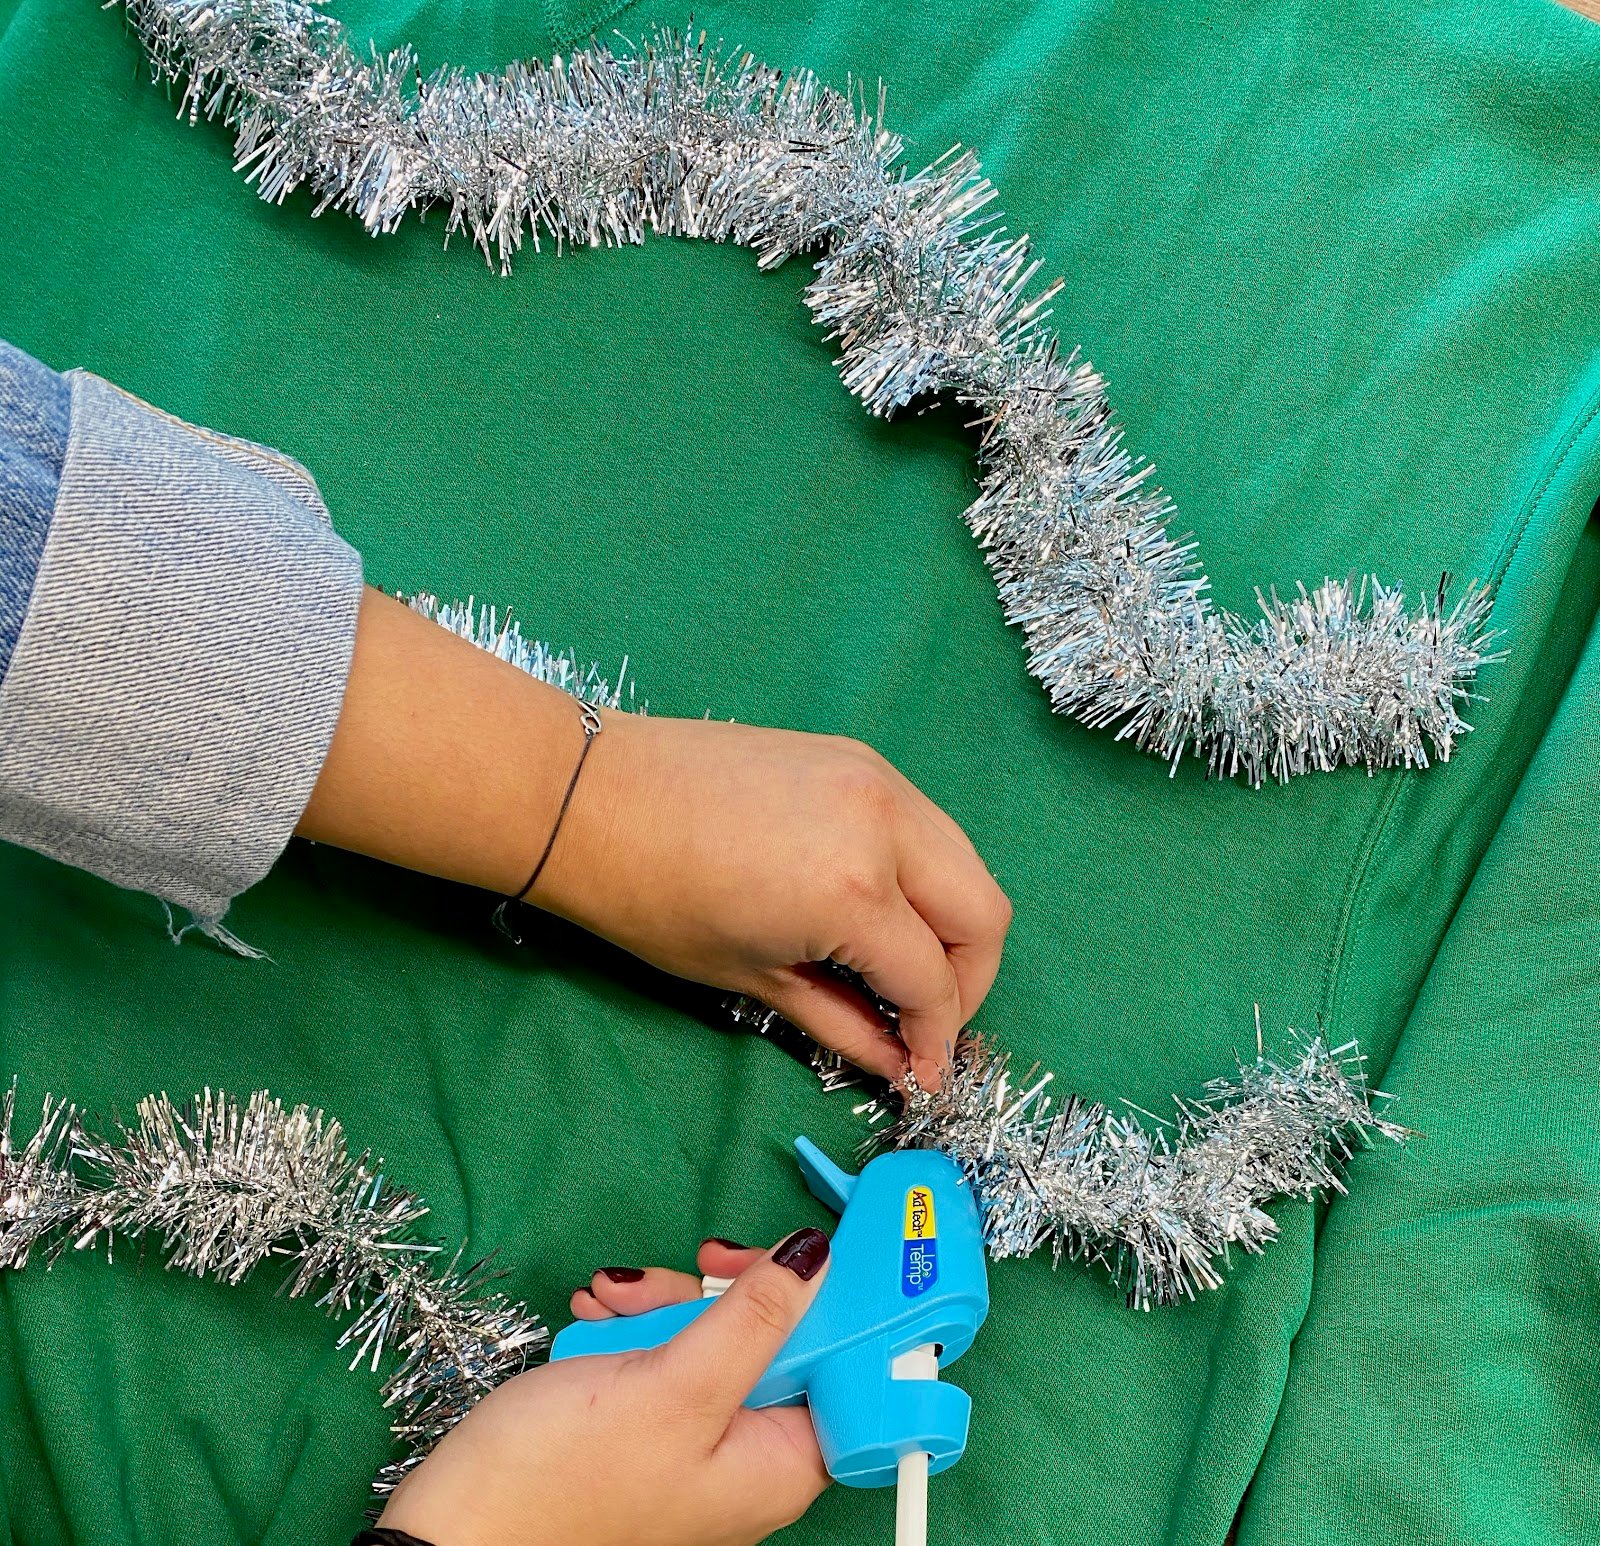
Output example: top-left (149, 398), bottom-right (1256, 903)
top-left (703, 1236), bottom-right (748, 1251)
top-left (600, 1266), bottom-right (645, 1283)
top-left (772, 1227), bottom-right (829, 1281)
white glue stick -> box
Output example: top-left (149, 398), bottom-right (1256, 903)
top-left (890, 1343), bottom-right (939, 1546)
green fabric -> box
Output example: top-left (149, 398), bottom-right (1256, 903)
top-left (2, 0), bottom-right (1598, 1541)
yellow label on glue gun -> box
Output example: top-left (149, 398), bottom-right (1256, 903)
top-left (901, 1185), bottom-right (938, 1296)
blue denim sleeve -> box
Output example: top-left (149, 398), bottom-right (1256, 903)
top-left (0, 339), bottom-right (69, 683)
top-left (0, 357), bottom-right (364, 949)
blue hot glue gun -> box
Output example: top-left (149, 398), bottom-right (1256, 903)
top-left (550, 1137), bottom-right (989, 1538)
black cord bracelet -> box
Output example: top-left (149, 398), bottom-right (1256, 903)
top-left (493, 697), bottom-right (604, 946)
top-left (352, 1530), bottom-right (436, 1546)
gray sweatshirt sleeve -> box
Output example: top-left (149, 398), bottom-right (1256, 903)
top-left (0, 368), bottom-right (363, 942)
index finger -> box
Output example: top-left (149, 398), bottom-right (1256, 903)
top-left (838, 897), bottom-right (963, 1091)
top-left (898, 809), bottom-right (1013, 1025)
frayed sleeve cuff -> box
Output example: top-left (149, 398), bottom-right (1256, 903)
top-left (0, 371), bottom-right (363, 924)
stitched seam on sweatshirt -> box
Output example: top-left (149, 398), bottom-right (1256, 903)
top-left (1319, 378), bottom-right (1600, 1051)
top-left (547, 0), bottom-right (637, 49)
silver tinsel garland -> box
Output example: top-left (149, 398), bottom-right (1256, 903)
top-left (891, 1031), bottom-right (1405, 1308)
top-left (116, 0), bottom-right (1500, 783)
top-left (0, 600), bottom-right (1404, 1486)
top-left (0, 1081), bottom-right (544, 1493)
top-left (729, 999), bottom-right (1405, 1310)
top-left (0, 1034), bottom-right (1401, 1496)
top-left (416, 593), bottom-right (1406, 1310)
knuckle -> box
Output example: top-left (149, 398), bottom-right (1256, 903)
top-left (628, 1344), bottom-right (678, 1394)
top-left (830, 856), bottom-right (891, 909)
top-left (828, 733), bottom-right (879, 763)
top-left (833, 761), bottom-right (897, 819)
top-left (737, 968), bottom-right (786, 1008)
top-left (738, 1273), bottom-right (797, 1340)
top-left (662, 1382), bottom-right (714, 1433)
top-left (833, 1022), bottom-right (881, 1059)
top-left (640, 1351), bottom-right (715, 1425)
top-left (942, 970), bottom-right (963, 1011)
top-left (911, 971), bottom-right (958, 1021)
top-left (835, 1030), bottom-right (897, 1077)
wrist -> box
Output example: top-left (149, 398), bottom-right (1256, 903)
top-left (524, 703), bottom-right (637, 928)
top-left (376, 1483), bottom-right (545, 1546)
top-left (301, 591), bottom-right (607, 900)
top-left (495, 692), bottom-right (604, 913)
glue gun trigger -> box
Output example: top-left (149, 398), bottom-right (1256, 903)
top-left (793, 1135), bottom-right (858, 1214)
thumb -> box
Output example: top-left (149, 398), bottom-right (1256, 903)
top-left (657, 1227), bottom-right (831, 1420)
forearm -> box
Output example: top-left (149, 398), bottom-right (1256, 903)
top-left (0, 347), bottom-right (1004, 1082)
top-left (297, 587), bottom-right (601, 900)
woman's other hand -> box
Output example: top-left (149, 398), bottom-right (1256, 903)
top-left (377, 1232), bottom-right (831, 1546)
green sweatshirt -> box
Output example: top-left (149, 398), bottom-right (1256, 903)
top-left (0, 1), bottom-right (1596, 1542)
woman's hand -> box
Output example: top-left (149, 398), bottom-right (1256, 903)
top-left (377, 1233), bottom-right (832, 1546)
top-left (537, 712), bottom-right (1010, 1088)
top-left (301, 590), bottom-right (1012, 1088)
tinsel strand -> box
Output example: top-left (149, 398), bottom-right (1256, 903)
top-left (728, 997), bottom-right (1405, 1310)
top-left (115, 0), bottom-right (1501, 783)
top-left (415, 594), bottom-right (1407, 1307)
top-left (0, 1086), bottom-right (545, 1493)
top-left (0, 1083), bottom-right (83, 1270)
top-left (403, 593), bottom-right (639, 709)
top-left (886, 1029), bottom-right (1407, 1309)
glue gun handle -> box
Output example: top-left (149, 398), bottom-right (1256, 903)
top-left (548, 1297), bottom-right (711, 1361)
